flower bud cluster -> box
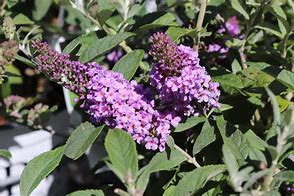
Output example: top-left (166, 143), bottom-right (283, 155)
top-left (149, 33), bottom-right (220, 117)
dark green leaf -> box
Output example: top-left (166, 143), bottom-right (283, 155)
top-left (193, 121), bottom-right (216, 155)
top-left (32, 0), bottom-right (52, 21)
top-left (214, 74), bottom-right (244, 94)
top-left (208, 0), bottom-right (225, 6)
top-left (244, 130), bottom-right (266, 150)
top-left (256, 23), bottom-right (284, 38)
top-left (231, 59), bottom-right (242, 74)
top-left (136, 148), bottom-right (186, 192)
top-left (112, 49), bottom-right (144, 80)
top-left (1, 81), bottom-right (11, 98)
top-left (175, 116), bottom-right (206, 132)
top-left (7, 0), bottom-right (18, 8)
top-left (64, 122), bottom-right (104, 160)
top-left (20, 146), bottom-right (64, 196)
top-left (79, 32), bottom-right (134, 63)
top-left (222, 144), bottom-right (242, 192)
top-left (140, 13), bottom-right (179, 30)
top-left (67, 189), bottom-right (104, 196)
top-left (216, 116), bottom-right (244, 162)
top-left (276, 69), bottom-right (294, 90)
top-left (230, 0), bottom-right (249, 19)
top-left (13, 14), bottom-right (34, 25)
top-left (63, 32), bottom-right (98, 55)
top-left (167, 27), bottom-right (196, 41)
top-left (5, 64), bottom-right (23, 84)
top-left (173, 165), bottom-right (226, 196)
top-left (97, 0), bottom-right (115, 25)
top-left (265, 88), bottom-right (281, 125)
top-left (105, 129), bottom-right (138, 181)
top-left (16, 55), bottom-right (36, 68)
top-left (0, 149), bottom-right (12, 159)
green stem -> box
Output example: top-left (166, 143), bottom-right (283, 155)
top-left (174, 144), bottom-right (201, 168)
top-left (194, 0), bottom-right (207, 52)
top-left (239, 2), bottom-right (266, 69)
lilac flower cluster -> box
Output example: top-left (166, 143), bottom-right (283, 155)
top-left (149, 32), bottom-right (220, 117)
top-left (32, 33), bottom-right (220, 151)
top-left (81, 64), bottom-right (180, 151)
top-left (31, 40), bottom-right (180, 151)
top-left (207, 16), bottom-right (241, 56)
top-left (218, 16), bottom-right (241, 37)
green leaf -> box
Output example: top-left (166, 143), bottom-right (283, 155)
top-left (7, 0), bottom-right (18, 8)
top-left (64, 5), bottom-right (92, 31)
top-left (67, 189), bottom-right (104, 196)
top-left (140, 13), bottom-right (179, 30)
top-left (213, 74), bottom-right (244, 94)
top-left (63, 32), bottom-right (98, 55)
top-left (136, 148), bottom-right (186, 192)
top-left (64, 122), bottom-right (104, 160)
top-left (231, 59), bottom-right (242, 74)
top-left (270, 4), bottom-right (289, 37)
top-left (193, 121), bottom-right (216, 155)
top-left (174, 116), bottom-right (206, 132)
top-left (32, 0), bottom-right (52, 21)
top-left (216, 116), bottom-right (245, 162)
top-left (16, 55), bottom-right (36, 68)
top-left (5, 64), bottom-right (23, 84)
top-left (13, 14), bottom-right (34, 25)
top-left (173, 165), bottom-right (226, 196)
top-left (1, 81), bottom-right (11, 98)
top-left (97, 0), bottom-right (115, 26)
top-left (219, 103), bottom-right (233, 111)
top-left (222, 144), bottom-right (242, 192)
top-left (20, 146), bottom-right (64, 196)
top-left (274, 170), bottom-right (294, 183)
top-left (256, 23), bottom-right (284, 38)
top-left (0, 149), bottom-right (12, 159)
top-left (270, 4), bottom-right (287, 20)
top-left (243, 168), bottom-right (269, 190)
top-left (230, 0), bottom-right (249, 19)
top-left (244, 130), bottom-right (266, 151)
top-left (112, 49), bottom-right (144, 80)
top-left (79, 32), bottom-right (134, 63)
top-left (167, 27), bottom-right (196, 41)
top-left (247, 96), bottom-right (264, 107)
top-left (276, 69), bottom-right (294, 90)
top-left (163, 185), bottom-right (176, 196)
top-left (276, 96), bottom-right (289, 112)
top-left (265, 88), bottom-right (281, 126)
top-left (208, 0), bottom-right (225, 6)
top-left (105, 129), bottom-right (138, 181)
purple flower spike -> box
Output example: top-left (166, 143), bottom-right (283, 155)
top-left (149, 33), bottom-right (221, 117)
top-left (31, 40), bottom-right (180, 152)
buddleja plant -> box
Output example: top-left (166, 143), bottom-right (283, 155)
top-left (0, 0), bottom-right (293, 195)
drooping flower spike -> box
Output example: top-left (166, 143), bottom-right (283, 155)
top-left (31, 40), bottom-right (179, 151)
